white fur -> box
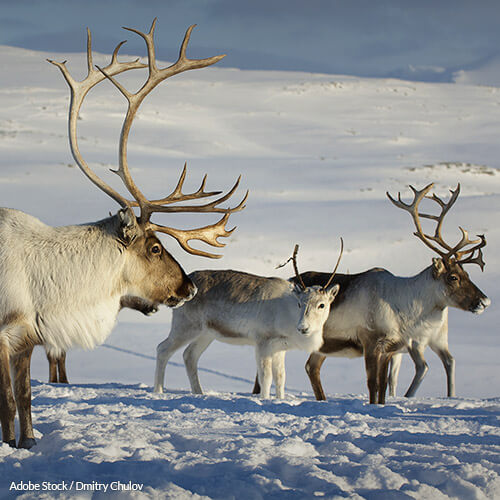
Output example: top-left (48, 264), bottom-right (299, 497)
top-left (154, 270), bottom-right (339, 399)
top-left (0, 208), bottom-right (145, 356)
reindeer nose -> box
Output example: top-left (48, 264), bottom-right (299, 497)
top-left (481, 297), bottom-right (491, 309)
top-left (298, 327), bottom-right (309, 335)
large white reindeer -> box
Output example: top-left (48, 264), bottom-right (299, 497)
top-left (284, 184), bottom-right (489, 404)
top-left (154, 243), bottom-right (343, 399)
top-left (0, 19), bottom-right (246, 449)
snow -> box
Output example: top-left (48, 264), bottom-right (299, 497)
top-left (0, 38), bottom-right (499, 499)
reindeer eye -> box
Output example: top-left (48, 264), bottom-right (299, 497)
top-left (448, 274), bottom-right (458, 283)
top-left (151, 244), bottom-right (162, 255)
top-left (319, 303), bottom-right (325, 309)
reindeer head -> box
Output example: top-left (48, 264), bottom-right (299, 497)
top-left (49, 20), bottom-right (247, 307)
top-left (282, 241), bottom-right (343, 336)
top-left (387, 183), bottom-right (490, 314)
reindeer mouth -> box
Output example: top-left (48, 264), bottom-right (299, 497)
top-left (470, 297), bottom-right (491, 315)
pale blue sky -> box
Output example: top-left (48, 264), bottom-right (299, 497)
top-left (0, 0), bottom-right (499, 82)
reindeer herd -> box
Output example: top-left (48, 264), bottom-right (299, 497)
top-left (0, 20), bottom-right (490, 449)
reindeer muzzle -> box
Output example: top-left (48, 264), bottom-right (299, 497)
top-left (471, 296), bottom-right (491, 315)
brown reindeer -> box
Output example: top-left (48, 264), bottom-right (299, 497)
top-left (0, 19), bottom-right (246, 449)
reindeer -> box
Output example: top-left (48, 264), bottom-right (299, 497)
top-left (154, 243), bottom-right (343, 399)
top-left (0, 20), bottom-right (246, 449)
top-left (263, 184), bottom-right (489, 404)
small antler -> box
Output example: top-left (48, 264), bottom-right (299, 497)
top-left (387, 183), bottom-right (486, 269)
top-left (322, 238), bottom-right (344, 290)
top-left (49, 19), bottom-right (246, 258)
top-left (277, 244), bottom-right (306, 290)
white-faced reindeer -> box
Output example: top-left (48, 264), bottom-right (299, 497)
top-left (154, 243), bottom-right (343, 399)
top-left (0, 20), bottom-right (246, 449)
top-left (280, 184), bottom-right (489, 404)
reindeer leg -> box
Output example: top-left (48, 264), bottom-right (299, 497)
top-left (364, 350), bottom-right (380, 404)
top-left (154, 322), bottom-right (199, 394)
top-left (12, 346), bottom-right (36, 449)
top-left (305, 353), bottom-right (327, 401)
top-left (430, 318), bottom-right (455, 397)
top-left (57, 352), bottom-right (69, 384)
top-left (46, 351), bottom-right (58, 383)
top-left (256, 346), bottom-right (272, 399)
top-left (183, 334), bottom-right (214, 394)
top-left (388, 353), bottom-right (403, 397)
top-left (430, 342), bottom-right (456, 397)
top-left (405, 343), bottom-right (428, 397)
top-left (272, 351), bottom-right (286, 399)
top-left (377, 354), bottom-right (392, 404)
top-left (0, 340), bottom-right (16, 447)
top-left (435, 348), bottom-right (455, 398)
top-left (252, 374), bottom-right (261, 395)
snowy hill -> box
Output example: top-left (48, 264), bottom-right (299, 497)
top-left (0, 43), bottom-right (499, 498)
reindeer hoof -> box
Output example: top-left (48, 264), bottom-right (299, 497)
top-left (4, 439), bottom-right (16, 448)
top-left (17, 437), bottom-right (36, 449)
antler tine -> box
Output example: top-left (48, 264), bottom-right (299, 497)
top-left (149, 213), bottom-right (235, 259)
top-left (291, 245), bottom-right (307, 290)
top-left (388, 183), bottom-right (487, 269)
top-left (322, 238), bottom-right (344, 290)
top-left (421, 184), bottom-right (461, 252)
top-left (146, 163), bottom-right (222, 205)
top-left (276, 245), bottom-right (306, 290)
top-left (456, 233), bottom-right (486, 270)
top-left (448, 228), bottom-right (486, 270)
top-left (141, 175), bottom-right (248, 215)
top-left (387, 183), bottom-right (448, 257)
top-left (48, 27), bottom-right (147, 208)
top-left (142, 186), bottom-right (247, 257)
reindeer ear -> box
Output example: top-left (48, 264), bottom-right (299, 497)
top-left (432, 257), bottom-right (446, 278)
top-left (326, 283), bottom-right (340, 302)
top-left (292, 283), bottom-right (304, 297)
top-left (117, 208), bottom-right (140, 246)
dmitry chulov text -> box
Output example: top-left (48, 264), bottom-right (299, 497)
top-left (10, 481), bottom-right (144, 492)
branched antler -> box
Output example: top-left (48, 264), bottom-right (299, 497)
top-left (387, 183), bottom-right (486, 270)
top-left (277, 244), bottom-right (306, 290)
top-left (277, 239), bottom-right (344, 290)
top-left (49, 19), bottom-right (247, 258)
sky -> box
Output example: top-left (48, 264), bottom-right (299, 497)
top-left (1, 0), bottom-right (499, 83)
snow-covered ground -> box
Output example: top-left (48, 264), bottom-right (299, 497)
top-left (0, 39), bottom-right (499, 499)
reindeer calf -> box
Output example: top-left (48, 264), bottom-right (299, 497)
top-left (154, 246), bottom-right (342, 399)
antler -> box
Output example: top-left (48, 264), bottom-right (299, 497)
top-left (387, 183), bottom-right (486, 269)
top-left (277, 239), bottom-right (344, 291)
top-left (277, 244), bottom-right (307, 290)
top-left (48, 29), bottom-right (147, 207)
top-left (49, 19), bottom-right (247, 258)
top-left (322, 237), bottom-right (344, 290)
